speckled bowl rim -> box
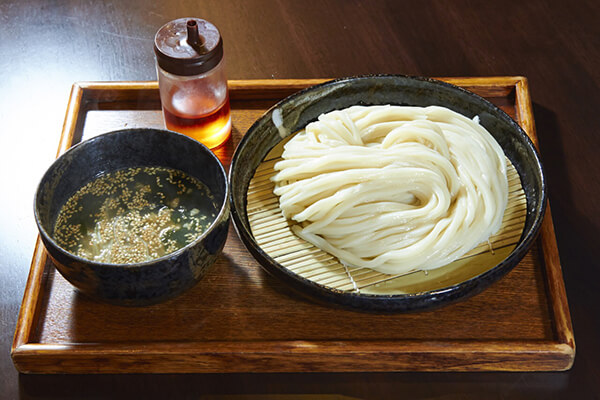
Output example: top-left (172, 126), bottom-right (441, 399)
top-left (34, 128), bottom-right (230, 270)
top-left (230, 74), bottom-right (546, 312)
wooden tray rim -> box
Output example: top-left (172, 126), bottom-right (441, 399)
top-left (11, 77), bottom-right (575, 373)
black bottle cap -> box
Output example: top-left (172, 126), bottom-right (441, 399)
top-left (154, 18), bottom-right (223, 76)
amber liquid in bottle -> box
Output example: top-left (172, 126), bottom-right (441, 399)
top-left (163, 94), bottom-right (231, 149)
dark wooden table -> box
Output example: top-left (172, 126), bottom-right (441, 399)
top-left (1, 1), bottom-right (598, 398)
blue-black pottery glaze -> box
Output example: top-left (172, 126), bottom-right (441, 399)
top-left (230, 75), bottom-right (546, 312)
top-left (34, 128), bottom-right (230, 306)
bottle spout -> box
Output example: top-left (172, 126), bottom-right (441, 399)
top-left (186, 19), bottom-right (206, 54)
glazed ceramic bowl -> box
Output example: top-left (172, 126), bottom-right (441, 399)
top-left (34, 128), bottom-right (230, 306)
top-left (230, 75), bottom-right (546, 312)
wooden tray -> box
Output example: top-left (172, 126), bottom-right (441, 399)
top-left (12, 78), bottom-right (575, 373)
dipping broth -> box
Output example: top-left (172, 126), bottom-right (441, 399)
top-left (53, 166), bottom-right (218, 264)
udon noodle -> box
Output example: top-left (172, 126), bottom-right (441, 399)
top-left (272, 105), bottom-right (508, 275)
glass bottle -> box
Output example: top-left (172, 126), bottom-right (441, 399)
top-left (154, 18), bottom-right (231, 149)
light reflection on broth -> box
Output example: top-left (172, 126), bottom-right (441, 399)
top-left (53, 166), bottom-right (217, 264)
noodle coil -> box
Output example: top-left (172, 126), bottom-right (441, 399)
top-left (272, 105), bottom-right (508, 275)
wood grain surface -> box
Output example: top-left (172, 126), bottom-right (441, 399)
top-left (1, 0), bottom-right (599, 398)
top-left (11, 80), bottom-right (573, 375)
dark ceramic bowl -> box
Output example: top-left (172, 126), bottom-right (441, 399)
top-left (35, 128), bottom-right (230, 306)
top-left (230, 75), bottom-right (546, 312)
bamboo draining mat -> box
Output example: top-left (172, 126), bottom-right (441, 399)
top-left (248, 155), bottom-right (525, 294)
